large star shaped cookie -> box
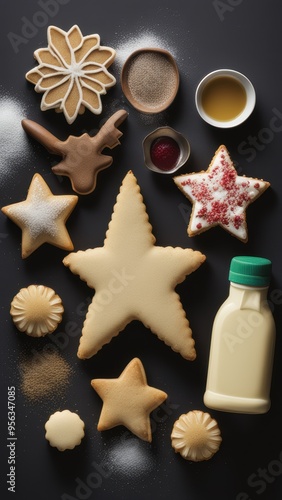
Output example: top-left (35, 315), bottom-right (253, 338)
top-left (63, 171), bottom-right (205, 360)
top-left (91, 358), bottom-right (168, 442)
top-left (174, 145), bottom-right (270, 242)
top-left (2, 173), bottom-right (78, 258)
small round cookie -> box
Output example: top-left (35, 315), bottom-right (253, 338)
top-left (171, 410), bottom-right (222, 462)
top-left (45, 410), bottom-right (85, 451)
top-left (10, 285), bottom-right (64, 337)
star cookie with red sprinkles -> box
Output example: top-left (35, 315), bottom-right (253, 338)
top-left (174, 145), bottom-right (270, 242)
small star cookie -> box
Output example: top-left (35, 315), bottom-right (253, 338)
top-left (63, 171), bottom-right (205, 360)
top-left (2, 173), bottom-right (78, 258)
top-left (91, 358), bottom-right (168, 442)
top-left (174, 145), bottom-right (270, 242)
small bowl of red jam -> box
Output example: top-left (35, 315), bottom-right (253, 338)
top-left (143, 127), bottom-right (190, 174)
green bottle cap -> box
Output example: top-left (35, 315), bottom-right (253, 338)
top-left (229, 256), bottom-right (272, 287)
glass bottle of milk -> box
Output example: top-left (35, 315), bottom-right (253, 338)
top-left (204, 256), bottom-right (276, 414)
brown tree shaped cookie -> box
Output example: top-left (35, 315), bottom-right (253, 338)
top-left (22, 109), bottom-right (128, 195)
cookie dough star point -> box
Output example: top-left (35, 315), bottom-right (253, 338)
top-left (91, 358), bottom-right (168, 442)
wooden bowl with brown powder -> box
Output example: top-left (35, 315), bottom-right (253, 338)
top-left (121, 48), bottom-right (179, 113)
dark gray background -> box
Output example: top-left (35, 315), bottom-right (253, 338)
top-left (1, 1), bottom-right (282, 499)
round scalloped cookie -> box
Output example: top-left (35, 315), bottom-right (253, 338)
top-left (45, 410), bottom-right (85, 451)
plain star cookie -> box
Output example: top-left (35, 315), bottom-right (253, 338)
top-left (2, 173), bottom-right (78, 258)
top-left (25, 25), bottom-right (116, 124)
top-left (174, 145), bottom-right (270, 242)
top-left (91, 358), bottom-right (168, 442)
top-left (63, 171), bottom-right (205, 360)
top-left (22, 110), bottom-right (128, 195)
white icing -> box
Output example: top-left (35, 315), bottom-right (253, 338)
top-left (175, 147), bottom-right (268, 240)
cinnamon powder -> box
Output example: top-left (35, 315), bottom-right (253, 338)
top-left (126, 52), bottom-right (178, 109)
top-left (20, 349), bottom-right (72, 401)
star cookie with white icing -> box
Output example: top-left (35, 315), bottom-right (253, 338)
top-left (63, 171), bottom-right (205, 360)
top-left (174, 145), bottom-right (270, 242)
top-left (2, 173), bottom-right (78, 258)
top-left (91, 358), bottom-right (168, 442)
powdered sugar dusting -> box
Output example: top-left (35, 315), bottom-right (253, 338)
top-left (114, 30), bottom-right (177, 70)
top-left (0, 95), bottom-right (29, 180)
top-left (7, 177), bottom-right (70, 239)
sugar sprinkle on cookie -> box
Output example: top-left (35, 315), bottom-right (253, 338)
top-left (2, 173), bottom-right (78, 258)
top-left (174, 145), bottom-right (270, 242)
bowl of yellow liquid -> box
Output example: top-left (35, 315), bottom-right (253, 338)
top-left (195, 69), bottom-right (256, 128)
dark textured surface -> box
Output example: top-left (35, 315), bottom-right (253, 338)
top-left (1, 1), bottom-right (282, 499)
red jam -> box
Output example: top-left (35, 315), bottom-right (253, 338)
top-left (150, 136), bottom-right (180, 171)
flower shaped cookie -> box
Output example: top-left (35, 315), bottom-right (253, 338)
top-left (10, 285), bottom-right (64, 337)
top-left (26, 25), bottom-right (116, 124)
top-left (171, 410), bottom-right (222, 461)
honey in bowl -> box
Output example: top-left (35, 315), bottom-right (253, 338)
top-left (201, 76), bottom-right (247, 122)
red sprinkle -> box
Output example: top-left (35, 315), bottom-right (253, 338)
top-left (150, 136), bottom-right (180, 171)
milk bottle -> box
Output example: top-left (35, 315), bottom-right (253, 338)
top-left (204, 256), bottom-right (276, 414)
